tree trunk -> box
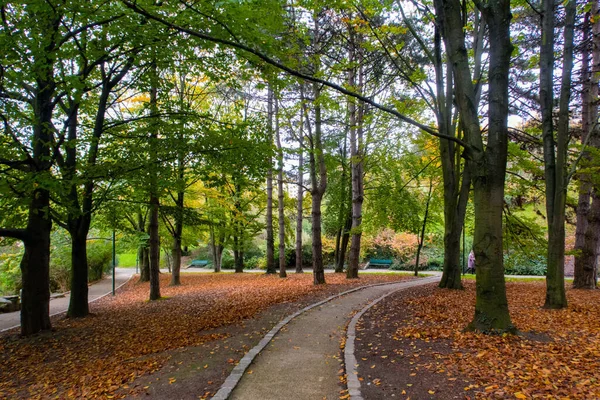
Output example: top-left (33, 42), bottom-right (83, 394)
top-left (435, 0), bottom-right (515, 332)
top-left (296, 109), bottom-right (304, 274)
top-left (334, 227), bottom-right (342, 272)
top-left (265, 85), bottom-right (276, 274)
top-left (67, 225), bottom-right (90, 318)
top-left (415, 180), bottom-right (434, 276)
top-left (304, 80), bottom-right (327, 285)
top-left (541, 0), bottom-right (575, 308)
top-left (148, 194), bottom-right (161, 300)
top-left (434, 18), bottom-right (471, 289)
top-left (337, 214), bottom-right (352, 273)
top-left (347, 40), bottom-right (365, 280)
top-left (312, 191), bottom-right (325, 284)
top-left (20, 189), bottom-right (53, 335)
top-left (171, 236), bottom-right (182, 286)
top-left (148, 61), bottom-right (161, 301)
top-left (574, 5), bottom-right (599, 289)
top-left (275, 91), bottom-right (287, 278)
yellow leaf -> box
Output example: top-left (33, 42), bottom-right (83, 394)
top-left (515, 393), bottom-right (527, 399)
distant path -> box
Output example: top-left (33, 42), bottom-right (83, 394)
top-left (215, 276), bottom-right (440, 400)
top-left (0, 267), bottom-right (135, 332)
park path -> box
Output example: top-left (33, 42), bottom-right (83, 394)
top-left (223, 276), bottom-right (440, 400)
top-left (0, 267), bottom-right (135, 332)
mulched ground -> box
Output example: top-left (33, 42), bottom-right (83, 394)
top-left (0, 271), bottom-right (413, 399)
top-left (356, 284), bottom-right (471, 400)
top-left (355, 281), bottom-right (600, 400)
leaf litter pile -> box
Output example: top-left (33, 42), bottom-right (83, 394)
top-left (355, 281), bottom-right (600, 399)
top-left (0, 272), bottom-right (411, 399)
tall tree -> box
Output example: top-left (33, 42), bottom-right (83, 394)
top-left (435, 0), bottom-right (515, 332)
top-left (276, 90), bottom-right (287, 278)
top-left (574, 1), bottom-right (600, 289)
top-left (265, 85), bottom-right (277, 274)
top-left (346, 21), bottom-right (365, 280)
top-left (295, 108), bottom-right (305, 274)
top-left (539, 0), bottom-right (576, 307)
top-left (0, 2), bottom-right (63, 334)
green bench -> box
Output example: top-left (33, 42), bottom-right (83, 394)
top-left (189, 259), bottom-right (209, 268)
top-left (368, 259), bottom-right (393, 267)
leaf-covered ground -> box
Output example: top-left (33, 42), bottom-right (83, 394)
top-left (0, 272), bottom-right (412, 399)
top-left (356, 281), bottom-right (600, 399)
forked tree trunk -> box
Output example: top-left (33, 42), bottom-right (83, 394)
top-left (541, 0), bottom-right (575, 307)
top-left (435, 0), bottom-right (515, 333)
top-left (435, 17), bottom-right (472, 289)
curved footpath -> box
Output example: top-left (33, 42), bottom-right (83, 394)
top-left (0, 267), bottom-right (135, 332)
top-left (215, 275), bottom-right (440, 400)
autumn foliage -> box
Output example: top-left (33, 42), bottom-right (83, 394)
top-left (390, 282), bottom-right (600, 399)
top-left (0, 272), bottom-right (409, 399)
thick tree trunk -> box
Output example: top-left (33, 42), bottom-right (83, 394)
top-left (265, 85), bottom-right (276, 274)
top-left (67, 226), bottom-right (90, 318)
top-left (234, 248), bottom-right (244, 273)
top-left (436, 0), bottom-right (515, 332)
top-left (574, 4), bottom-right (599, 289)
top-left (434, 21), bottom-right (471, 289)
top-left (542, 0), bottom-right (575, 307)
top-left (20, 189), bottom-right (53, 335)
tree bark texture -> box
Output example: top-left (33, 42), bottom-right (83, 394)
top-left (415, 180), bottom-right (433, 276)
top-left (435, 20), bottom-right (471, 290)
top-left (305, 82), bottom-right (327, 285)
top-left (265, 85), bottom-right (276, 274)
top-left (296, 109), bottom-right (304, 273)
top-left (574, 4), bottom-right (600, 289)
top-left (435, 0), bottom-right (515, 333)
top-left (276, 93), bottom-right (287, 278)
top-left (148, 62), bottom-right (161, 301)
top-left (347, 62), bottom-right (365, 279)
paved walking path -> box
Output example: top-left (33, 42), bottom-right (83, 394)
top-left (222, 276), bottom-right (440, 400)
top-left (0, 267), bottom-right (135, 332)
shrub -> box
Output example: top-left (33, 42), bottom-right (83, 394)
top-left (87, 240), bottom-right (112, 282)
top-left (504, 252), bottom-right (546, 276)
top-left (0, 249), bottom-right (22, 296)
top-left (362, 229), bottom-right (418, 262)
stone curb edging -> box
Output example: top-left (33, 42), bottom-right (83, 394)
top-left (0, 272), bottom-right (135, 333)
top-left (211, 276), bottom-right (435, 400)
top-left (344, 276), bottom-right (441, 400)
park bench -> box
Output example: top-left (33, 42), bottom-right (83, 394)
top-left (188, 259), bottom-right (209, 268)
top-left (367, 259), bottom-right (393, 268)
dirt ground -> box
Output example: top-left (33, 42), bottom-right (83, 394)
top-left (120, 277), bottom-right (412, 400)
top-left (355, 284), bottom-right (474, 400)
